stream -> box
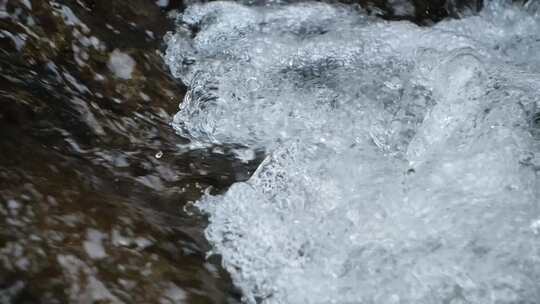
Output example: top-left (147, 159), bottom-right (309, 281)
top-left (1, 0), bottom-right (540, 303)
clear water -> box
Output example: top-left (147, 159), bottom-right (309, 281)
top-left (165, 1), bottom-right (540, 303)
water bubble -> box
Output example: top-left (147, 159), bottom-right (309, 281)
top-left (166, 1), bottom-right (540, 303)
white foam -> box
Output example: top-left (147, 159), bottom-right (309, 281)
top-left (166, 1), bottom-right (540, 303)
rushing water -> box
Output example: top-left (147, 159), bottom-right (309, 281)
top-left (166, 1), bottom-right (540, 303)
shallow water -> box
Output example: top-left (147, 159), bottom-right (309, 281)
top-left (0, 0), bottom-right (256, 302)
top-left (166, 1), bottom-right (540, 303)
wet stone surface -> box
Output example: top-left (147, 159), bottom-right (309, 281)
top-left (0, 0), bottom-right (259, 303)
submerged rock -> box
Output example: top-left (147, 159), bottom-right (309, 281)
top-left (0, 0), bottom-right (258, 303)
top-left (356, 0), bottom-right (484, 24)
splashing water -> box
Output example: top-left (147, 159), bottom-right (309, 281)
top-left (165, 1), bottom-right (540, 303)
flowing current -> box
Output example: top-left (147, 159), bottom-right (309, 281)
top-left (165, 1), bottom-right (540, 303)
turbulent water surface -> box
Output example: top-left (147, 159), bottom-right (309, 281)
top-left (166, 1), bottom-right (540, 303)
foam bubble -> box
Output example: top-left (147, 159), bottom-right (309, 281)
top-left (166, 1), bottom-right (540, 303)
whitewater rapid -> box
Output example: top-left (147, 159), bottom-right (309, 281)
top-left (165, 1), bottom-right (540, 303)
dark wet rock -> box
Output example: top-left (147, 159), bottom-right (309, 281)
top-left (354, 0), bottom-right (484, 24)
top-left (355, 0), bottom-right (537, 24)
top-left (235, 0), bottom-right (484, 24)
top-left (0, 0), bottom-right (259, 302)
